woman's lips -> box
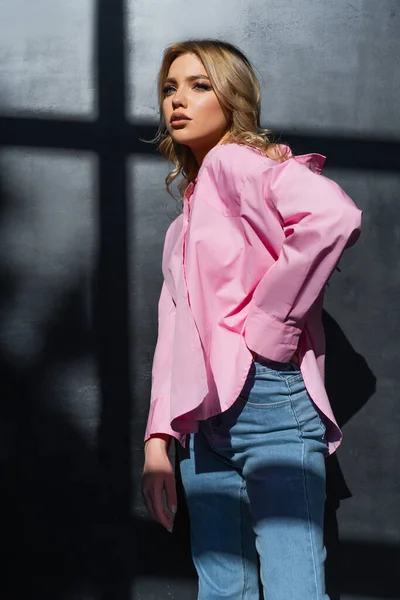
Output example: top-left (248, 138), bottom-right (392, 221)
top-left (171, 118), bottom-right (191, 128)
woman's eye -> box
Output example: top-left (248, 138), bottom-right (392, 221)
top-left (162, 82), bottom-right (212, 96)
top-left (194, 83), bottom-right (212, 91)
top-left (163, 86), bottom-right (175, 95)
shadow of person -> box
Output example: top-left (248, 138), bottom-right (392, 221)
top-left (322, 309), bottom-right (377, 600)
top-left (323, 310), bottom-right (377, 430)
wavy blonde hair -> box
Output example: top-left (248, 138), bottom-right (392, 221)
top-left (153, 39), bottom-right (292, 198)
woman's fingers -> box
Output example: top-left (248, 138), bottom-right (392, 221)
top-left (142, 449), bottom-right (177, 533)
top-left (142, 481), bottom-right (157, 523)
top-left (149, 476), bottom-right (174, 532)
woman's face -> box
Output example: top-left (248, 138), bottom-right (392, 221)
top-left (162, 53), bottom-right (229, 164)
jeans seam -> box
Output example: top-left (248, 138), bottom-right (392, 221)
top-left (286, 378), bottom-right (320, 599)
top-left (277, 370), bottom-right (303, 385)
top-left (245, 399), bottom-right (291, 408)
top-left (239, 478), bottom-right (248, 600)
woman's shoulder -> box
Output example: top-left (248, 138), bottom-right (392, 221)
top-left (196, 142), bottom-right (327, 210)
top-left (199, 142), bottom-right (308, 189)
top-left (202, 142), bottom-right (269, 174)
top-left (203, 142), bottom-right (326, 177)
top-left (198, 143), bottom-right (275, 201)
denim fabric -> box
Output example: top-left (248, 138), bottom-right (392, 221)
top-left (178, 359), bottom-right (329, 600)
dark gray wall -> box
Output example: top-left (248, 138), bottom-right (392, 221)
top-left (0, 1), bottom-right (399, 599)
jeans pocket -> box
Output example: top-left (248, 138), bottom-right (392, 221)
top-left (287, 377), bottom-right (327, 447)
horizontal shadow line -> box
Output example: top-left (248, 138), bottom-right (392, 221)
top-left (0, 116), bottom-right (399, 171)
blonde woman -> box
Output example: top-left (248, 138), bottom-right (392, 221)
top-left (142, 39), bottom-right (362, 600)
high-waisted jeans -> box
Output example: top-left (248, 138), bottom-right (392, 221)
top-left (178, 359), bottom-right (329, 600)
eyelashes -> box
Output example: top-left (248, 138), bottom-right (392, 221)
top-left (162, 83), bottom-right (212, 96)
top-left (194, 83), bottom-right (212, 91)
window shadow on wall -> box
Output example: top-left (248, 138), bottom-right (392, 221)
top-left (0, 169), bottom-right (133, 599)
top-left (0, 0), bottom-right (399, 598)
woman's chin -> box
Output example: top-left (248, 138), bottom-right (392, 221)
top-left (170, 131), bottom-right (194, 144)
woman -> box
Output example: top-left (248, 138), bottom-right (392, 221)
top-left (142, 39), bottom-right (362, 600)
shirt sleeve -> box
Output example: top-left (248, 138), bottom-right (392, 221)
top-left (144, 280), bottom-right (183, 443)
top-left (242, 156), bottom-right (362, 363)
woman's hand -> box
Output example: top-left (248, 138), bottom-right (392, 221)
top-left (142, 435), bottom-right (177, 533)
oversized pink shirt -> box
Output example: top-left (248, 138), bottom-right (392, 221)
top-left (144, 143), bottom-right (362, 454)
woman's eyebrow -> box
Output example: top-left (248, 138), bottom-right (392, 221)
top-left (164, 74), bottom-right (210, 84)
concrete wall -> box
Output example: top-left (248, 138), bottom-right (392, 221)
top-left (0, 1), bottom-right (399, 599)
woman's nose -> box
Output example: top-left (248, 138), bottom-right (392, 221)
top-left (172, 91), bottom-right (187, 109)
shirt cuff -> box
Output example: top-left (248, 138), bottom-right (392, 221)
top-left (244, 307), bottom-right (301, 363)
top-left (144, 397), bottom-right (187, 446)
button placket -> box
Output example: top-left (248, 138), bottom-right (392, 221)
top-left (182, 184), bottom-right (194, 305)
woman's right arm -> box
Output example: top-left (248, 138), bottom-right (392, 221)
top-left (142, 280), bottom-right (179, 533)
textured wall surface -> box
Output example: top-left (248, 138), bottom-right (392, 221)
top-left (0, 1), bottom-right (399, 599)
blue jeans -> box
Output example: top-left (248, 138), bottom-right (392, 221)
top-left (178, 359), bottom-right (329, 600)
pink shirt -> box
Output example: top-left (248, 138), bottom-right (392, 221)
top-left (144, 143), bottom-right (362, 454)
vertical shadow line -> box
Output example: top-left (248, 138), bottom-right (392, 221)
top-left (94, 1), bottom-right (133, 597)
